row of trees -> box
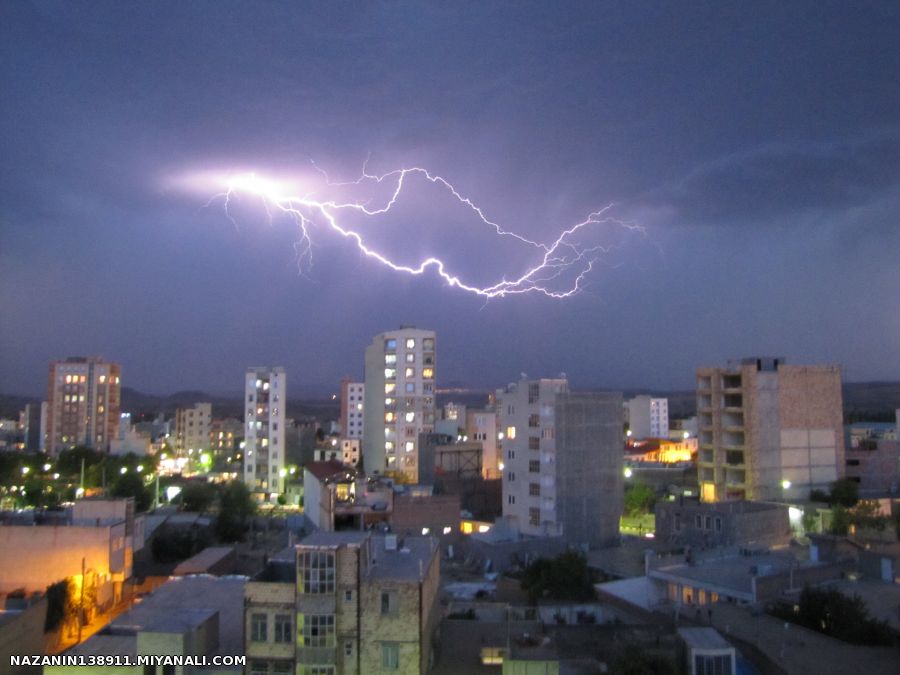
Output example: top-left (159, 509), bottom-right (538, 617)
top-left (770, 586), bottom-right (894, 646)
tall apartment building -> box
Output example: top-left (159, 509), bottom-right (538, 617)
top-left (696, 358), bottom-right (844, 502)
top-left (244, 531), bottom-right (440, 675)
top-left (174, 402), bottom-right (212, 454)
top-left (498, 377), bottom-right (623, 549)
top-left (244, 367), bottom-right (287, 497)
top-left (340, 379), bottom-right (365, 440)
top-left (46, 357), bottom-right (121, 454)
top-left (626, 396), bottom-right (669, 439)
top-left (363, 328), bottom-right (436, 482)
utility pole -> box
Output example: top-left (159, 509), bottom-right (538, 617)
top-left (79, 458), bottom-right (85, 496)
top-left (76, 556), bottom-right (85, 643)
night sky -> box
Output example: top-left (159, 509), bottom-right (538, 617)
top-left (2, 1), bottom-right (899, 397)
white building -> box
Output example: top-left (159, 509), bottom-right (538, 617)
top-left (340, 378), bottom-right (365, 440)
top-left (244, 367), bottom-right (287, 497)
top-left (175, 402), bottom-right (212, 454)
top-left (363, 327), bottom-right (436, 482)
top-left (499, 377), bottom-right (623, 549)
top-left (626, 395), bottom-right (668, 439)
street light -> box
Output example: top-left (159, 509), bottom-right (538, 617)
top-left (21, 466), bottom-right (29, 475)
top-left (120, 467), bottom-right (128, 475)
top-left (781, 479), bottom-right (791, 490)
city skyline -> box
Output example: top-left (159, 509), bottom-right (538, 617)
top-left (2, 2), bottom-right (899, 397)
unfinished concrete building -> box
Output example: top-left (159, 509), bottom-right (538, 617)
top-left (696, 358), bottom-right (844, 502)
top-left (499, 377), bottom-right (623, 549)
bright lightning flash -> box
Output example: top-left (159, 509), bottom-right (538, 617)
top-left (191, 164), bottom-right (642, 299)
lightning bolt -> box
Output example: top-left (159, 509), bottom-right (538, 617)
top-left (200, 164), bottom-right (643, 299)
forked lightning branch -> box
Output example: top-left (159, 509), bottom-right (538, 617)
top-left (179, 163), bottom-right (642, 299)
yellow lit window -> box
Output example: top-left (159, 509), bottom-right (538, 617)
top-left (405, 367), bottom-right (415, 378)
top-left (506, 426), bottom-right (516, 439)
top-left (405, 441), bottom-right (415, 453)
top-left (423, 368), bottom-right (433, 379)
top-left (385, 383), bottom-right (396, 394)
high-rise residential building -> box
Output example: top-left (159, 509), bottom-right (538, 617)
top-left (340, 379), bottom-right (365, 440)
top-left (363, 327), bottom-right (436, 482)
top-left (498, 377), bottom-right (623, 549)
top-left (46, 357), bottom-right (121, 454)
top-left (174, 402), bottom-right (212, 454)
top-left (626, 396), bottom-right (669, 439)
top-left (244, 531), bottom-right (440, 675)
top-left (696, 357), bottom-right (844, 502)
top-left (244, 367), bottom-right (287, 497)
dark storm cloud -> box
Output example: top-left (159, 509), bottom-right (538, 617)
top-left (1, 1), bottom-right (899, 396)
top-left (653, 131), bottom-right (900, 226)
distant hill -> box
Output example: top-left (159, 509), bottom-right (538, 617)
top-left (1, 381), bottom-right (897, 424)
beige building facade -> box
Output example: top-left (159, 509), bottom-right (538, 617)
top-left (696, 358), bottom-right (844, 502)
top-left (244, 532), bottom-right (440, 675)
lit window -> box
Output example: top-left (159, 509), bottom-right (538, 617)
top-left (406, 383), bottom-right (415, 393)
top-left (506, 426), bottom-right (516, 439)
top-left (405, 441), bottom-right (415, 453)
top-left (405, 367), bottom-right (415, 378)
top-left (423, 368), bottom-right (434, 379)
top-left (99, 375), bottom-right (106, 384)
top-left (385, 441), bottom-right (395, 452)
top-left (405, 412), bottom-right (415, 423)
top-left (423, 337), bottom-right (434, 350)
top-left (356, 403), bottom-right (363, 411)
top-left (385, 397), bottom-right (394, 406)
top-left (385, 354), bottom-right (397, 365)
top-left (405, 338), bottom-right (415, 349)
top-left (385, 412), bottom-right (395, 423)
top-left (405, 352), bottom-right (415, 363)
top-left (385, 368), bottom-right (396, 380)
top-left (385, 383), bottom-right (396, 394)
top-left (385, 338), bottom-right (397, 350)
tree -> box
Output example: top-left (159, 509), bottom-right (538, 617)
top-left (56, 446), bottom-right (104, 477)
top-left (110, 472), bottom-right (151, 512)
top-left (215, 480), bottom-right (256, 542)
top-left (624, 482), bottom-right (656, 516)
top-left (829, 478), bottom-right (859, 508)
top-left (610, 645), bottom-right (674, 675)
top-left (180, 482), bottom-right (216, 513)
top-left (828, 505), bottom-right (850, 536)
top-left (521, 551), bottom-right (595, 604)
top-left (775, 586), bottom-right (894, 645)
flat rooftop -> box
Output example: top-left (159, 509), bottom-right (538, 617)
top-left (367, 535), bottom-right (437, 583)
top-left (677, 627), bottom-right (733, 651)
top-left (66, 576), bottom-right (245, 658)
top-left (172, 546), bottom-right (234, 575)
top-left (300, 530), bottom-right (369, 547)
top-left (650, 550), bottom-right (812, 599)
